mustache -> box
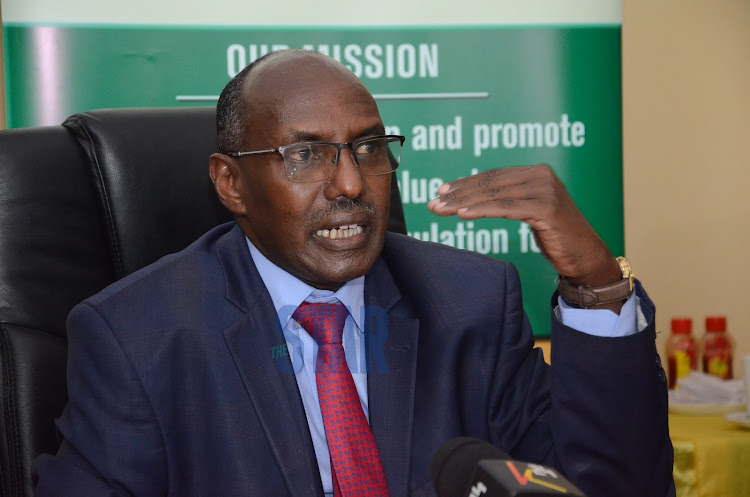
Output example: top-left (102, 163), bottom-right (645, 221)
top-left (326, 198), bottom-right (377, 216)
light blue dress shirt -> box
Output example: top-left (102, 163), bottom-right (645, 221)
top-left (245, 237), bottom-right (642, 495)
top-left (247, 240), bottom-right (367, 495)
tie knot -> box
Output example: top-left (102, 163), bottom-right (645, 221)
top-left (293, 301), bottom-right (348, 346)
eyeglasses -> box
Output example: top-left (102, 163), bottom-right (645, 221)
top-left (227, 134), bottom-right (406, 183)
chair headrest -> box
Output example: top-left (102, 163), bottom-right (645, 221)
top-left (64, 107), bottom-right (232, 279)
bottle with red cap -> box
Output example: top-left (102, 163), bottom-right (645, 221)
top-left (701, 316), bottom-right (734, 380)
top-left (666, 318), bottom-right (698, 389)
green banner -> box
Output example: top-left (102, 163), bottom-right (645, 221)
top-left (3, 25), bottom-right (623, 337)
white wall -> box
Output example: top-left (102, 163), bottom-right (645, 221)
top-left (1, 0), bottom-right (620, 25)
top-left (623, 0), bottom-right (750, 377)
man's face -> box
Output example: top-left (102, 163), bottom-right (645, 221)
top-left (232, 55), bottom-right (391, 290)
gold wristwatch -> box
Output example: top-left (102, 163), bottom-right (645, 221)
top-left (557, 256), bottom-right (634, 308)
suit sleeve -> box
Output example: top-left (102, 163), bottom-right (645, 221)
top-left (34, 302), bottom-right (168, 497)
top-left (489, 266), bottom-right (674, 497)
top-left (548, 281), bottom-right (674, 497)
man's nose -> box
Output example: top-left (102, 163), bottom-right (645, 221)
top-left (324, 148), bottom-right (364, 200)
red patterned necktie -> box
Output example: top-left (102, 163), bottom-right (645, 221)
top-left (293, 301), bottom-right (389, 497)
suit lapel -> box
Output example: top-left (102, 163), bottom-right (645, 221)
top-left (365, 257), bottom-right (420, 497)
top-left (218, 225), bottom-right (323, 497)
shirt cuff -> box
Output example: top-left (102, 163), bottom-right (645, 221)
top-left (557, 292), bottom-right (644, 338)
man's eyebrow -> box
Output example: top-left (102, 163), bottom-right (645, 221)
top-left (286, 132), bottom-right (323, 143)
top-left (358, 125), bottom-right (386, 138)
top-left (285, 125), bottom-right (387, 144)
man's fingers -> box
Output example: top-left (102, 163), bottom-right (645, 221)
top-left (455, 198), bottom-right (541, 221)
top-left (428, 171), bottom-right (553, 218)
top-left (436, 165), bottom-right (535, 196)
top-left (429, 185), bottom-right (520, 214)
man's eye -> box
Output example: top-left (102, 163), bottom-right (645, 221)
top-left (288, 147), bottom-right (314, 162)
top-left (356, 141), bottom-right (380, 155)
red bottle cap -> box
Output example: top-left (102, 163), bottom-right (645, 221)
top-left (705, 316), bottom-right (727, 332)
top-left (671, 318), bottom-right (692, 334)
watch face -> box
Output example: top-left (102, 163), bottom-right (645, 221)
top-left (616, 257), bottom-right (634, 292)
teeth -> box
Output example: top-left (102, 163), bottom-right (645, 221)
top-left (316, 225), bottom-right (364, 239)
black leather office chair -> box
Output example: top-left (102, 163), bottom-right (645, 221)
top-left (0, 107), bottom-right (406, 497)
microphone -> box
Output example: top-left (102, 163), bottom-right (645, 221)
top-left (431, 437), bottom-right (586, 497)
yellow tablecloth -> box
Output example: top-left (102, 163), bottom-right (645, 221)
top-left (669, 412), bottom-right (750, 497)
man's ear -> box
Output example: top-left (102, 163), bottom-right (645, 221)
top-left (209, 153), bottom-right (248, 217)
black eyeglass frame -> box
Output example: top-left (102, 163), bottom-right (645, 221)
top-left (227, 134), bottom-right (406, 183)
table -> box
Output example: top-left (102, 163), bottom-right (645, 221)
top-left (669, 412), bottom-right (750, 497)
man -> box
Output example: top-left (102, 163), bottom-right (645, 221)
top-left (34, 50), bottom-right (674, 496)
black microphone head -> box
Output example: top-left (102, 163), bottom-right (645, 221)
top-left (431, 437), bottom-right (510, 497)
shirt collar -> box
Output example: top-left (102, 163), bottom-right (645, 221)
top-left (245, 237), bottom-right (365, 332)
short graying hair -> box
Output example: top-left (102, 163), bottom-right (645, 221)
top-left (215, 49), bottom-right (317, 153)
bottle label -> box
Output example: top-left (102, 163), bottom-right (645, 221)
top-left (675, 350), bottom-right (692, 381)
top-left (667, 338), bottom-right (698, 389)
top-left (704, 355), bottom-right (732, 380)
top-left (702, 332), bottom-right (734, 380)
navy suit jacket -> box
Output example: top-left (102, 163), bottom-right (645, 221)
top-left (34, 222), bottom-right (674, 497)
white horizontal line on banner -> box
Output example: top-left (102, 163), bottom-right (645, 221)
top-left (372, 92), bottom-right (489, 100)
top-left (175, 92), bottom-right (489, 103)
top-left (175, 95), bottom-right (220, 102)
